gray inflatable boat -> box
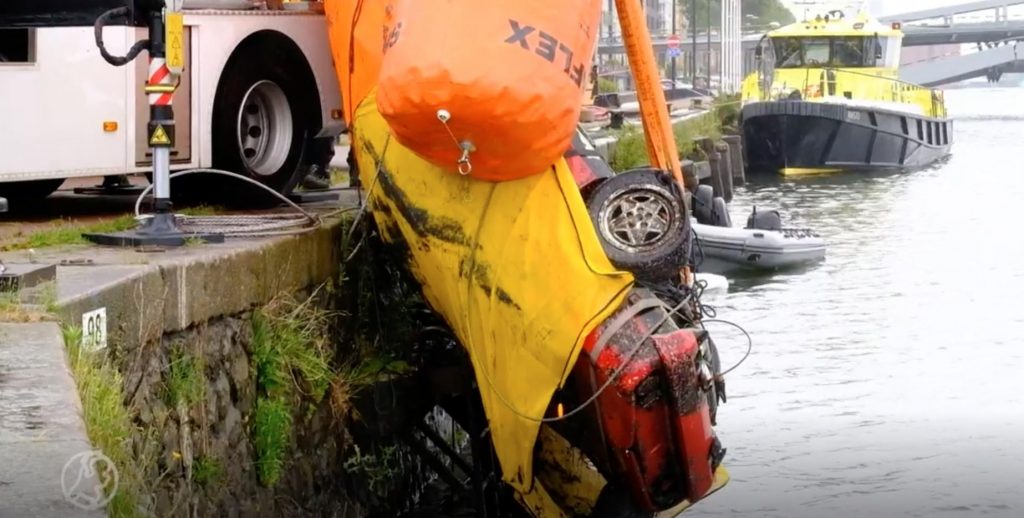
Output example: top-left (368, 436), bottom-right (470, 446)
top-left (692, 186), bottom-right (826, 273)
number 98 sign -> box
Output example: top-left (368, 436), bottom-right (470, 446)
top-left (81, 308), bottom-right (108, 351)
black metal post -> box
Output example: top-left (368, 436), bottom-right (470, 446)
top-left (84, 6), bottom-right (223, 247)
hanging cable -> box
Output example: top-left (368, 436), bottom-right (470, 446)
top-left (94, 7), bottom-right (150, 66)
top-left (132, 168), bottom-right (360, 238)
top-left (699, 318), bottom-right (752, 376)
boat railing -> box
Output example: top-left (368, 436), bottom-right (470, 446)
top-left (744, 67), bottom-right (947, 119)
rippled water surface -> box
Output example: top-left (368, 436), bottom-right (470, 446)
top-left (697, 87), bottom-right (1024, 518)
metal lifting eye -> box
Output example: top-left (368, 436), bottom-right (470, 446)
top-left (457, 140), bottom-right (475, 175)
top-left (436, 108), bottom-right (474, 175)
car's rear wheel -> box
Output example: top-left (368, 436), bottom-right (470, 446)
top-left (585, 168), bottom-right (690, 281)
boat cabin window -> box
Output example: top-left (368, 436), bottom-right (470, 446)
top-left (772, 36), bottom-right (898, 68)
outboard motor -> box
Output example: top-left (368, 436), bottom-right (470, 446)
top-left (710, 198), bottom-right (732, 228)
top-left (746, 206), bottom-right (783, 231)
top-left (693, 185), bottom-right (714, 225)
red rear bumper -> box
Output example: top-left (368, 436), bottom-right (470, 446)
top-left (572, 291), bottom-right (725, 511)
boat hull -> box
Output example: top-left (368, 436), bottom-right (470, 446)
top-left (693, 221), bottom-right (826, 274)
top-left (741, 101), bottom-right (952, 175)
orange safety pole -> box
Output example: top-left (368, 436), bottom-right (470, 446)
top-left (614, 0), bottom-right (684, 188)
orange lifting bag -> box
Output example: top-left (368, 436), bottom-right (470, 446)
top-left (376, 0), bottom-right (602, 181)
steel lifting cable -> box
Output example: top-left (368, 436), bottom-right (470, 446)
top-left (473, 295), bottom-right (691, 425)
top-left (133, 169), bottom-right (356, 238)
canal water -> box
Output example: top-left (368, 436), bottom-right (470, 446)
top-left (698, 87), bottom-right (1024, 518)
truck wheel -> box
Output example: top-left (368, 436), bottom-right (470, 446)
top-left (206, 38), bottom-right (318, 206)
top-left (0, 179), bottom-right (65, 200)
top-left (585, 168), bottom-right (690, 281)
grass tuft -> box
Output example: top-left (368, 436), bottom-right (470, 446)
top-left (249, 287), bottom-right (341, 487)
top-left (329, 167), bottom-right (350, 187)
top-left (251, 311), bottom-right (288, 396)
top-left (38, 281), bottom-right (59, 314)
top-left (253, 397), bottom-right (292, 487)
top-left (252, 292), bottom-right (335, 402)
top-left (342, 443), bottom-right (402, 496)
top-left (0, 289), bottom-right (52, 322)
top-left (61, 324), bottom-right (152, 517)
top-left (165, 344), bottom-right (205, 408)
top-left (192, 455), bottom-right (222, 488)
top-left (0, 215), bottom-right (136, 251)
top-left (178, 205), bottom-right (223, 217)
top-left (0, 290), bottom-right (20, 314)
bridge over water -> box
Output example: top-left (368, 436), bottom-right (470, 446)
top-left (597, 0), bottom-right (1024, 87)
top-left (884, 0), bottom-right (1024, 85)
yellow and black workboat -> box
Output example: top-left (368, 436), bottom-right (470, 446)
top-left (740, 10), bottom-right (952, 176)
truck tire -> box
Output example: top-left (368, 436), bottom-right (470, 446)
top-left (0, 179), bottom-right (65, 201)
top-left (585, 168), bottom-right (690, 281)
top-left (204, 37), bottom-right (319, 206)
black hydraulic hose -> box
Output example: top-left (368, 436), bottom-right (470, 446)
top-left (94, 7), bottom-right (150, 66)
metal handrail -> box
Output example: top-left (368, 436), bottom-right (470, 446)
top-left (750, 66), bottom-right (947, 118)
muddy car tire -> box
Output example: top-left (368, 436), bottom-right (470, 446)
top-left (585, 168), bottom-right (690, 281)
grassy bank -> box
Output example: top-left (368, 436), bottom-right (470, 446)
top-left (61, 325), bottom-right (157, 517)
top-left (0, 206), bottom-right (223, 251)
top-left (608, 95), bottom-right (740, 172)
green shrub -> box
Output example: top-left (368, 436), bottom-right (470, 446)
top-left (597, 77), bottom-right (619, 94)
top-left (609, 126), bottom-right (649, 172)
